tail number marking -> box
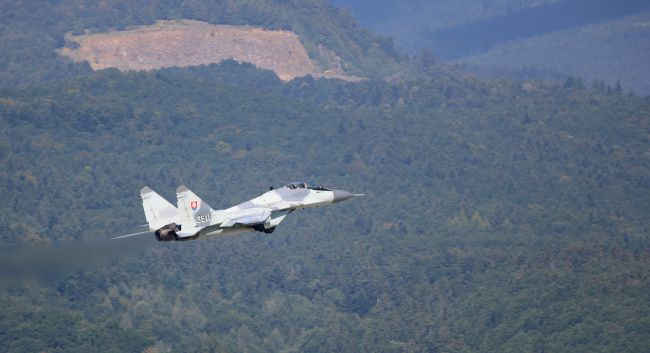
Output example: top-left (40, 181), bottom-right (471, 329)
top-left (196, 214), bottom-right (211, 223)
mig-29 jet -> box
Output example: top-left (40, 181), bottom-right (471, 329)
top-left (116, 183), bottom-right (363, 241)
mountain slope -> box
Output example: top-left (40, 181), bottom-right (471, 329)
top-left (329, 0), bottom-right (650, 94)
top-left (0, 0), bottom-right (402, 87)
top-left (57, 19), bottom-right (361, 81)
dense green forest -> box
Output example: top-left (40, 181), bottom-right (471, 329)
top-left (1, 61), bottom-right (649, 352)
top-left (1, 0), bottom-right (650, 352)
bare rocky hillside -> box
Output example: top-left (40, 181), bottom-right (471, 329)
top-left (58, 20), bottom-right (360, 81)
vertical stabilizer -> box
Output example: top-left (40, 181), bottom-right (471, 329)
top-left (176, 185), bottom-right (213, 228)
top-left (141, 186), bottom-right (178, 231)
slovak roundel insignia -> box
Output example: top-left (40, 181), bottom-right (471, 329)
top-left (190, 201), bottom-right (199, 210)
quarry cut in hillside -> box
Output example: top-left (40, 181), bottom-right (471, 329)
top-left (58, 20), bottom-right (360, 82)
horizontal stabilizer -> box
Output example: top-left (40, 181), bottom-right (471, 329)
top-left (176, 226), bottom-right (204, 238)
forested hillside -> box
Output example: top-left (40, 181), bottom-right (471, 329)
top-left (460, 10), bottom-right (650, 95)
top-left (331, 0), bottom-right (650, 94)
top-left (330, 0), bottom-right (561, 49)
top-left (1, 62), bottom-right (649, 352)
top-left (2, 0), bottom-right (650, 352)
top-left (0, 0), bottom-right (402, 87)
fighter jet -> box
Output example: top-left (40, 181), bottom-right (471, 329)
top-left (116, 183), bottom-right (363, 241)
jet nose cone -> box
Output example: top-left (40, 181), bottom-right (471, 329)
top-left (332, 189), bottom-right (354, 203)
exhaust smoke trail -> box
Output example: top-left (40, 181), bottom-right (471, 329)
top-left (0, 233), bottom-right (158, 287)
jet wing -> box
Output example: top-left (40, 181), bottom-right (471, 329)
top-left (221, 208), bottom-right (271, 228)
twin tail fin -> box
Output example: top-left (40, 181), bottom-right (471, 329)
top-left (141, 185), bottom-right (214, 232)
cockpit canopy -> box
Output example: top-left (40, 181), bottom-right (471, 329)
top-left (286, 182), bottom-right (307, 190)
top-left (285, 182), bottom-right (331, 191)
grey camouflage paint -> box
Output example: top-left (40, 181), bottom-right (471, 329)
top-left (136, 182), bottom-right (363, 241)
